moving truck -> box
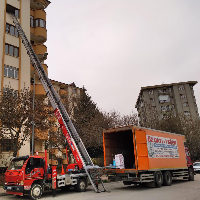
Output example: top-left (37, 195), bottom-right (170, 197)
top-left (103, 126), bottom-right (194, 187)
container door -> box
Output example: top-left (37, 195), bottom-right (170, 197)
top-left (134, 129), bottom-right (149, 170)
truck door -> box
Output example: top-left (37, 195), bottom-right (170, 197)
top-left (134, 129), bottom-right (149, 170)
top-left (25, 158), bottom-right (44, 178)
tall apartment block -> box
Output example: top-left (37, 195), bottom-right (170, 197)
top-left (0, 0), bottom-right (50, 166)
top-left (0, 0), bottom-right (83, 168)
top-left (135, 81), bottom-right (199, 125)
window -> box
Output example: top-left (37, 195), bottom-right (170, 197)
top-left (4, 65), bottom-right (8, 76)
top-left (6, 24), bottom-right (9, 33)
top-left (180, 94), bottom-right (186, 99)
top-left (166, 105), bottom-right (170, 111)
top-left (6, 4), bottom-right (20, 18)
top-left (179, 85), bottom-right (184, 90)
top-left (162, 114), bottom-right (167, 119)
top-left (5, 44), bottom-right (8, 54)
top-left (34, 19), bottom-right (46, 28)
top-left (40, 19), bottom-right (44, 27)
top-left (183, 102), bottom-right (188, 107)
top-left (9, 45), bottom-right (14, 56)
top-left (171, 104), bottom-right (175, 109)
top-left (163, 89), bottom-right (167, 93)
top-left (4, 65), bottom-right (18, 79)
top-left (1, 139), bottom-right (12, 152)
top-left (149, 90), bottom-right (153, 95)
top-left (8, 66), bottom-right (14, 78)
top-left (5, 23), bottom-right (19, 37)
top-left (158, 89), bottom-right (163, 93)
top-left (169, 88), bottom-right (172, 92)
top-left (152, 106), bottom-right (156, 111)
top-left (161, 106), bottom-right (166, 111)
top-left (150, 98), bottom-right (154, 103)
top-left (14, 47), bottom-right (18, 57)
top-left (73, 88), bottom-right (76, 94)
top-left (15, 28), bottom-right (18, 37)
top-left (159, 95), bottom-right (170, 103)
top-left (184, 111), bottom-right (190, 116)
top-left (10, 26), bottom-right (14, 35)
top-left (30, 16), bottom-right (34, 27)
top-left (35, 19), bottom-right (38, 27)
top-left (190, 86), bottom-right (193, 90)
top-left (5, 44), bottom-right (19, 57)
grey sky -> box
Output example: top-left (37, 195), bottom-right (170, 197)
top-left (46, 0), bottom-right (200, 115)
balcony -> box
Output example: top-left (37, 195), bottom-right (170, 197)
top-left (31, 27), bottom-right (47, 43)
top-left (30, 0), bottom-right (51, 9)
top-left (35, 9), bottom-right (46, 21)
top-left (32, 44), bottom-right (47, 61)
top-left (31, 63), bottom-right (48, 77)
top-left (59, 89), bottom-right (68, 95)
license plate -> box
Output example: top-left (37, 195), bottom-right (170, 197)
top-left (7, 187), bottom-right (12, 190)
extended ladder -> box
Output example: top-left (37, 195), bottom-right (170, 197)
top-left (11, 14), bottom-right (106, 193)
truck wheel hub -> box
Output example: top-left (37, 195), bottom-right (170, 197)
top-left (80, 182), bottom-right (85, 189)
top-left (33, 187), bottom-right (40, 196)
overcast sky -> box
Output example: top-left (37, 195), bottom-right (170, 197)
top-left (45, 0), bottom-right (200, 115)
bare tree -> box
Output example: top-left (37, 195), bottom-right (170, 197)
top-left (0, 87), bottom-right (51, 157)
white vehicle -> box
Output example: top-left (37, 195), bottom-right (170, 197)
top-left (193, 162), bottom-right (200, 173)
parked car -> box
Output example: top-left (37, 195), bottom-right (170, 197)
top-left (193, 162), bottom-right (200, 173)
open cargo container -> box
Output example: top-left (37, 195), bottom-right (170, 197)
top-left (103, 126), bottom-right (194, 187)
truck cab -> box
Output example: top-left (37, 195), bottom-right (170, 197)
top-left (4, 155), bottom-right (45, 197)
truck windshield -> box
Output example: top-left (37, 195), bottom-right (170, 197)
top-left (8, 159), bottom-right (26, 170)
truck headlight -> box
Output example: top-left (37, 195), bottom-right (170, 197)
top-left (19, 181), bottom-right (24, 185)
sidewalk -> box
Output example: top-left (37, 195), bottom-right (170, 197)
top-left (0, 187), bottom-right (8, 197)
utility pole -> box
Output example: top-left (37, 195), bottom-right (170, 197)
top-left (32, 70), bottom-right (36, 156)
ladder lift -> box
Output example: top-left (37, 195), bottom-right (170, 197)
top-left (11, 14), bottom-right (107, 193)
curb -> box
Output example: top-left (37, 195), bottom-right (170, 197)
top-left (0, 193), bottom-right (11, 197)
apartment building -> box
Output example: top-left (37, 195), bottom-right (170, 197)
top-left (135, 81), bottom-right (199, 125)
top-left (0, 0), bottom-right (50, 168)
top-left (0, 0), bottom-right (83, 169)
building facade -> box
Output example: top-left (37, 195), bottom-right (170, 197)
top-left (0, 0), bottom-right (50, 168)
top-left (135, 81), bottom-right (199, 125)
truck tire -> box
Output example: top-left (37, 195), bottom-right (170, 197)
top-left (75, 179), bottom-right (86, 192)
top-left (60, 185), bottom-right (70, 191)
top-left (154, 171), bottom-right (163, 187)
top-left (29, 184), bottom-right (43, 200)
top-left (163, 171), bottom-right (172, 186)
top-left (188, 168), bottom-right (194, 181)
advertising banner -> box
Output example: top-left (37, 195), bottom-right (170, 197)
top-left (146, 135), bottom-right (179, 158)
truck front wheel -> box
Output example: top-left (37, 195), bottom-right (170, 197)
top-left (75, 179), bottom-right (86, 192)
top-left (188, 168), bottom-right (194, 181)
top-left (29, 184), bottom-right (43, 200)
top-left (163, 171), bottom-right (172, 186)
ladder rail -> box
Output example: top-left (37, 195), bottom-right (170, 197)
top-left (11, 14), bottom-right (106, 193)
top-left (11, 14), bottom-right (92, 166)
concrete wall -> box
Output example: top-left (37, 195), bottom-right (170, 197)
top-left (0, 0), bottom-right (6, 90)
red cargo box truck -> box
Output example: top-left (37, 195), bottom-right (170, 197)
top-left (103, 126), bottom-right (194, 187)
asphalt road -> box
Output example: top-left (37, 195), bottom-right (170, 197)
top-left (1, 174), bottom-right (200, 200)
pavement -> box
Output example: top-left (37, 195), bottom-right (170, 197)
top-left (1, 174), bottom-right (200, 200)
top-left (0, 186), bottom-right (8, 197)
